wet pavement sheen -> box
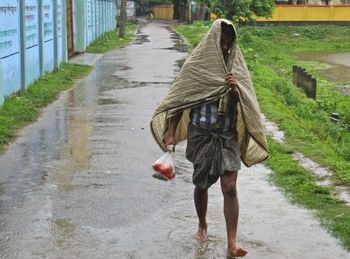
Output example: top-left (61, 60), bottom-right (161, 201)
top-left (0, 21), bottom-right (349, 258)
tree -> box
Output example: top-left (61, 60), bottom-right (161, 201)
top-left (196, 0), bottom-right (275, 22)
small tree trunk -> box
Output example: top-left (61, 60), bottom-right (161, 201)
top-left (119, 0), bottom-right (126, 38)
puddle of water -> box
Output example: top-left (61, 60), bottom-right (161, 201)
top-left (321, 65), bottom-right (350, 85)
top-left (334, 85), bottom-right (350, 96)
top-left (69, 53), bottom-right (102, 66)
top-left (297, 52), bottom-right (350, 94)
top-left (261, 114), bottom-right (285, 143)
top-left (292, 152), bottom-right (350, 204)
top-left (98, 98), bottom-right (120, 105)
top-left (335, 186), bottom-right (350, 206)
top-left (292, 152), bottom-right (332, 178)
top-left (133, 34), bottom-right (150, 44)
top-left (165, 27), bottom-right (190, 53)
top-left (324, 53), bottom-right (350, 67)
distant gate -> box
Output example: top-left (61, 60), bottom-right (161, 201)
top-left (152, 4), bottom-right (174, 20)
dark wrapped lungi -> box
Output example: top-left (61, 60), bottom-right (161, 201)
top-left (186, 123), bottom-right (241, 190)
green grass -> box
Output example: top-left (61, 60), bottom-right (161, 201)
top-left (0, 63), bottom-right (91, 153)
top-left (175, 21), bottom-right (350, 250)
top-left (176, 21), bottom-right (212, 48)
top-left (176, 22), bottom-right (350, 185)
top-left (267, 138), bottom-right (350, 249)
top-left (86, 22), bottom-right (138, 53)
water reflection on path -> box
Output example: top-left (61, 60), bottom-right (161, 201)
top-left (0, 20), bottom-right (348, 258)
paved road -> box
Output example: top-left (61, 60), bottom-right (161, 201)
top-left (0, 20), bottom-right (348, 259)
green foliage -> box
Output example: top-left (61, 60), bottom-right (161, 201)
top-left (249, 28), bottom-right (274, 37)
top-left (175, 21), bottom-right (211, 48)
top-left (302, 26), bottom-right (327, 40)
top-left (142, 0), bottom-right (172, 8)
top-left (0, 64), bottom-right (91, 153)
top-left (196, 0), bottom-right (275, 21)
top-left (250, 0), bottom-right (275, 17)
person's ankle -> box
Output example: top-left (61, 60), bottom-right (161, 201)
top-left (198, 222), bottom-right (207, 229)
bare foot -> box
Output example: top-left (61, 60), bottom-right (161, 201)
top-left (193, 226), bottom-right (207, 242)
top-left (226, 243), bottom-right (248, 258)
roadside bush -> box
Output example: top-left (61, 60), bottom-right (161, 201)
top-left (249, 28), bottom-right (274, 37)
top-left (238, 30), bottom-right (254, 46)
top-left (302, 26), bottom-right (326, 40)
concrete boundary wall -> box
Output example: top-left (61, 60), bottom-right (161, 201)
top-left (0, 0), bottom-right (67, 106)
top-left (256, 5), bottom-right (350, 22)
top-left (74, 0), bottom-right (116, 52)
top-left (0, 0), bottom-right (116, 106)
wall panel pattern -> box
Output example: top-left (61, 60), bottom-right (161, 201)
top-left (0, 0), bottom-right (116, 106)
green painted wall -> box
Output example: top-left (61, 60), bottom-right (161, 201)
top-left (74, 0), bottom-right (116, 52)
top-left (0, 0), bottom-right (116, 106)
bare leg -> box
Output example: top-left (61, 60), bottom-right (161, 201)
top-left (220, 171), bottom-right (247, 258)
top-left (193, 186), bottom-right (208, 241)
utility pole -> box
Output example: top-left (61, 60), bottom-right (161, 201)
top-left (119, 0), bottom-right (126, 38)
top-left (115, 0), bottom-right (119, 30)
top-left (188, 0), bottom-right (191, 23)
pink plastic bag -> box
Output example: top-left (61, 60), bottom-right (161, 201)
top-left (152, 151), bottom-right (175, 181)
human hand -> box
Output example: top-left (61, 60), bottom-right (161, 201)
top-left (225, 72), bottom-right (238, 92)
top-left (165, 134), bottom-right (176, 152)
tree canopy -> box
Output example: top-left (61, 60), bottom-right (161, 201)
top-left (196, 0), bottom-right (275, 22)
top-left (142, 0), bottom-right (172, 9)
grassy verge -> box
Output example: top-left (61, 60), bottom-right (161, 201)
top-left (239, 25), bottom-right (350, 185)
top-left (0, 63), bottom-right (91, 153)
top-left (86, 22), bottom-right (138, 53)
top-left (175, 22), bottom-right (350, 250)
top-left (267, 138), bottom-right (350, 249)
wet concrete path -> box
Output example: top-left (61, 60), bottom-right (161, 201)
top-left (0, 21), bottom-right (349, 258)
